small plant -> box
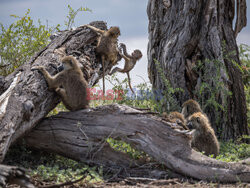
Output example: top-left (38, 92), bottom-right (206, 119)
top-left (154, 59), bottom-right (183, 113)
top-left (0, 9), bottom-right (59, 76)
top-left (107, 138), bottom-right (146, 160)
top-left (216, 140), bottom-right (250, 162)
top-left (65, 5), bottom-right (91, 30)
top-left (239, 44), bottom-right (250, 127)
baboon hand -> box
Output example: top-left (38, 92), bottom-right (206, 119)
top-left (31, 66), bottom-right (44, 71)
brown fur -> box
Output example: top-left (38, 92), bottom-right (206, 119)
top-left (32, 56), bottom-right (89, 111)
top-left (169, 111), bottom-right (189, 130)
top-left (109, 43), bottom-right (142, 94)
top-left (162, 111), bottom-right (188, 130)
top-left (83, 25), bottom-right (121, 94)
top-left (182, 99), bottom-right (202, 119)
top-left (187, 112), bottom-right (219, 157)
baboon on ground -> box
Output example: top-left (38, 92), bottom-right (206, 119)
top-left (187, 112), bottom-right (219, 157)
top-left (181, 99), bottom-right (202, 119)
top-left (109, 43), bottom-right (142, 94)
top-left (32, 56), bottom-right (89, 111)
top-left (83, 24), bottom-right (121, 94)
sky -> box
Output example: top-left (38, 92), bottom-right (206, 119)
top-left (0, 0), bottom-right (249, 89)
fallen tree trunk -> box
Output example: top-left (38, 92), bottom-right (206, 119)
top-left (0, 164), bottom-right (35, 188)
top-left (24, 104), bottom-right (250, 183)
top-left (0, 21), bottom-right (110, 163)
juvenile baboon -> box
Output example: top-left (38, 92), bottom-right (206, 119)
top-left (83, 24), bottom-right (121, 94)
top-left (169, 111), bottom-right (189, 130)
top-left (162, 111), bottom-right (188, 130)
top-left (181, 99), bottom-right (202, 119)
top-left (109, 43), bottom-right (142, 94)
top-left (187, 112), bottom-right (219, 157)
top-left (32, 56), bottom-right (89, 111)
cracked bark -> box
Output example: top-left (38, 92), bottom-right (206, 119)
top-left (0, 21), bottom-right (111, 163)
top-left (147, 0), bottom-right (248, 140)
top-left (23, 104), bottom-right (250, 183)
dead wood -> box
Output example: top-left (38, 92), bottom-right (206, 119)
top-left (0, 21), bottom-right (111, 163)
top-left (24, 104), bottom-right (250, 183)
top-left (0, 164), bottom-right (35, 188)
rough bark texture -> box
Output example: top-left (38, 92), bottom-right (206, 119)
top-left (147, 0), bottom-right (248, 140)
top-left (0, 21), bottom-right (113, 163)
top-left (24, 104), bottom-right (250, 183)
top-left (0, 164), bottom-right (35, 188)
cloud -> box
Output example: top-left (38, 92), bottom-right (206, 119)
top-left (237, 32), bottom-right (250, 46)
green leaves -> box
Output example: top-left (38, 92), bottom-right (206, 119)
top-left (65, 5), bottom-right (91, 30)
top-left (0, 9), bottom-right (59, 76)
top-left (0, 5), bottom-right (90, 76)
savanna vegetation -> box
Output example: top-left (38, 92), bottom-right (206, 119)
top-left (1, 5), bottom-right (249, 187)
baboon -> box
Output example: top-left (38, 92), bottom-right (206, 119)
top-left (162, 111), bottom-right (188, 130)
top-left (32, 56), bottom-right (89, 111)
top-left (109, 43), bottom-right (142, 94)
top-left (83, 24), bottom-right (121, 94)
top-left (181, 99), bottom-right (202, 119)
top-left (169, 111), bottom-right (189, 130)
top-left (187, 112), bottom-right (219, 157)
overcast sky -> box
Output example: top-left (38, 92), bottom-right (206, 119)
top-left (0, 0), bottom-right (249, 89)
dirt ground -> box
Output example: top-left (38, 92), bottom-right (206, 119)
top-left (7, 177), bottom-right (249, 188)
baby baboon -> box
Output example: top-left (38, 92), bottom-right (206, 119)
top-left (169, 111), bottom-right (189, 130)
top-left (32, 56), bottom-right (89, 111)
top-left (187, 112), bottom-right (219, 157)
top-left (181, 99), bottom-right (202, 119)
top-left (162, 111), bottom-right (188, 130)
top-left (109, 43), bottom-right (142, 94)
top-left (83, 24), bottom-right (121, 94)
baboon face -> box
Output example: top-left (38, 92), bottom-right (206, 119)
top-left (187, 118), bottom-right (198, 130)
top-left (187, 112), bottom-right (204, 130)
top-left (132, 50), bottom-right (142, 60)
top-left (109, 26), bottom-right (120, 37)
top-left (62, 60), bottom-right (72, 70)
top-left (61, 56), bottom-right (75, 70)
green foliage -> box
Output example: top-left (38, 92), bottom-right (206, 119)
top-left (31, 155), bottom-right (103, 184)
top-left (154, 59), bottom-right (183, 113)
top-left (216, 141), bottom-right (250, 162)
top-left (107, 138), bottom-right (146, 160)
top-left (238, 44), bottom-right (250, 87)
top-left (194, 58), bottom-right (231, 113)
top-left (5, 145), bottom-right (103, 185)
top-left (238, 44), bottom-right (250, 127)
top-left (0, 9), bottom-right (59, 76)
top-left (0, 5), bottom-right (90, 76)
top-left (65, 5), bottom-right (91, 30)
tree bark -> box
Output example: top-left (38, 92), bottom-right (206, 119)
top-left (24, 104), bottom-right (250, 183)
top-left (147, 0), bottom-right (248, 140)
top-left (0, 164), bottom-right (35, 188)
top-left (0, 21), bottom-right (112, 163)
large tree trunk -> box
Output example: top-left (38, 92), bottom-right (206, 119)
top-left (0, 21), bottom-right (111, 163)
top-left (23, 104), bottom-right (250, 183)
top-left (147, 0), bottom-right (248, 140)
